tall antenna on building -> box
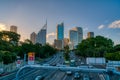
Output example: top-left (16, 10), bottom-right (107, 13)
top-left (42, 19), bottom-right (47, 30)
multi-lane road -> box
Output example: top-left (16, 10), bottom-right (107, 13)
top-left (0, 51), bottom-right (120, 80)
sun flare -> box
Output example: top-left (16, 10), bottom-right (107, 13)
top-left (0, 23), bottom-right (7, 31)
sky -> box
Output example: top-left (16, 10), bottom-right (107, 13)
top-left (0, 0), bottom-right (120, 45)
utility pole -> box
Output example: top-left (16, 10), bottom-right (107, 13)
top-left (24, 53), bottom-right (26, 65)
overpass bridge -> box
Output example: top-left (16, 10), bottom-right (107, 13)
top-left (15, 64), bottom-right (120, 80)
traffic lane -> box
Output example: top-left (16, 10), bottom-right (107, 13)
top-left (48, 70), bottom-right (65, 80)
top-left (18, 52), bottom-right (63, 80)
top-left (20, 69), bottom-right (52, 80)
top-left (64, 75), bottom-right (73, 80)
top-left (0, 68), bottom-right (32, 80)
top-left (88, 72), bottom-right (101, 80)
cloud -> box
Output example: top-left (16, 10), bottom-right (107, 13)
top-left (83, 35), bottom-right (87, 39)
top-left (109, 20), bottom-right (120, 28)
top-left (83, 27), bottom-right (88, 31)
top-left (46, 32), bottom-right (56, 39)
top-left (98, 25), bottom-right (105, 29)
top-left (46, 32), bottom-right (56, 45)
top-left (0, 23), bottom-right (7, 31)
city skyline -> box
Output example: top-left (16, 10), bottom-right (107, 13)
top-left (0, 0), bottom-right (120, 44)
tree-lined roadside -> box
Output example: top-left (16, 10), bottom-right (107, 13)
top-left (75, 36), bottom-right (120, 61)
top-left (0, 31), bottom-right (57, 65)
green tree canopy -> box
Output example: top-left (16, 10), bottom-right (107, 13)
top-left (0, 31), bottom-right (20, 64)
top-left (114, 44), bottom-right (120, 52)
top-left (104, 52), bottom-right (120, 61)
top-left (76, 36), bottom-right (114, 57)
top-left (0, 31), bottom-right (20, 45)
top-left (64, 45), bottom-right (70, 61)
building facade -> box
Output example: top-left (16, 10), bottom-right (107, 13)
top-left (76, 27), bottom-right (83, 43)
top-left (54, 39), bottom-right (63, 50)
top-left (30, 32), bottom-right (36, 44)
top-left (36, 23), bottom-right (47, 45)
top-left (69, 27), bottom-right (83, 48)
top-left (69, 30), bottom-right (78, 48)
top-left (56, 22), bottom-right (64, 40)
top-left (10, 25), bottom-right (17, 33)
top-left (63, 38), bottom-right (69, 47)
top-left (87, 32), bottom-right (94, 38)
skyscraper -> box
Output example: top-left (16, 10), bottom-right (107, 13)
top-left (69, 30), bottom-right (78, 48)
top-left (87, 32), bottom-right (94, 38)
top-left (54, 39), bottom-right (63, 50)
top-left (36, 22), bottom-right (47, 45)
top-left (63, 38), bottom-right (69, 47)
top-left (76, 27), bottom-right (83, 43)
top-left (10, 25), bottom-right (17, 33)
top-left (56, 22), bottom-right (64, 40)
top-left (69, 27), bottom-right (83, 48)
top-left (30, 32), bottom-right (36, 44)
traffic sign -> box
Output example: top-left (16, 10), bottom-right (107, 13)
top-left (16, 60), bottom-right (21, 68)
top-left (28, 52), bottom-right (35, 65)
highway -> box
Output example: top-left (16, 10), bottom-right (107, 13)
top-left (1, 51), bottom-right (120, 80)
top-left (18, 53), bottom-right (63, 80)
top-left (0, 53), bottom-right (63, 80)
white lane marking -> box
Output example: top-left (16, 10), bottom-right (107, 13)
top-left (62, 75), bottom-right (67, 80)
top-left (98, 73), bottom-right (105, 80)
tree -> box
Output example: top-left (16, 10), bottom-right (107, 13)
top-left (17, 40), bottom-right (57, 59)
top-left (34, 43), bottom-right (42, 58)
top-left (0, 31), bottom-right (20, 46)
top-left (64, 45), bottom-right (70, 60)
top-left (17, 39), bottom-right (35, 58)
top-left (39, 44), bottom-right (57, 58)
top-left (104, 52), bottom-right (120, 61)
top-left (0, 51), bottom-right (17, 64)
top-left (0, 51), bottom-right (4, 62)
top-left (0, 31), bottom-right (20, 64)
top-left (76, 36), bottom-right (114, 57)
top-left (114, 44), bottom-right (120, 52)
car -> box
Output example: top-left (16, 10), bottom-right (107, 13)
top-left (83, 75), bottom-right (89, 80)
top-left (43, 64), bottom-right (50, 66)
top-left (56, 64), bottom-right (67, 67)
top-left (81, 62), bottom-right (84, 64)
top-left (74, 72), bottom-right (80, 79)
top-left (35, 76), bottom-right (44, 80)
top-left (66, 71), bottom-right (72, 75)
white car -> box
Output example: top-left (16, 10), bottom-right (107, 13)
top-left (66, 71), bottom-right (72, 75)
top-left (35, 76), bottom-right (44, 80)
top-left (81, 62), bottom-right (84, 64)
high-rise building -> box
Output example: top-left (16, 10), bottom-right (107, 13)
top-left (63, 38), bottom-right (69, 47)
top-left (36, 22), bottom-right (47, 45)
top-left (54, 39), bottom-right (63, 50)
top-left (69, 30), bottom-right (78, 48)
top-left (30, 32), bottom-right (36, 44)
top-left (69, 27), bottom-right (83, 48)
top-left (87, 32), bottom-right (94, 38)
top-left (10, 25), bottom-right (17, 33)
top-left (76, 27), bottom-right (83, 43)
top-left (56, 22), bottom-right (64, 40)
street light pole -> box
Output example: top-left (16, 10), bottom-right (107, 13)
top-left (24, 53), bottom-right (26, 66)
